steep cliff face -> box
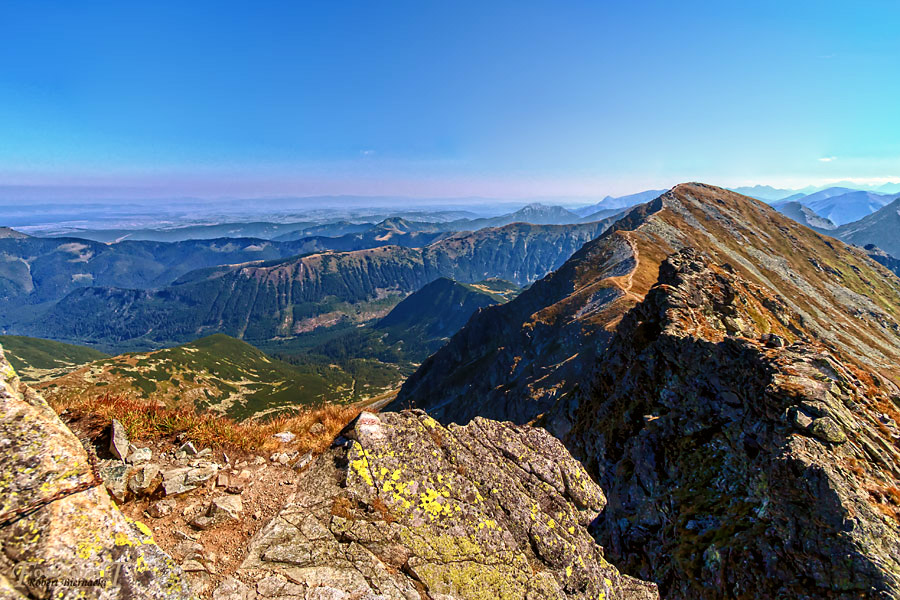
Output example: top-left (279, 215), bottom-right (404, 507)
top-left (567, 249), bottom-right (900, 599)
top-left (0, 345), bottom-right (190, 599)
top-left (234, 410), bottom-right (658, 600)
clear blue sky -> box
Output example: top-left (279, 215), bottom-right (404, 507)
top-left (1, 0), bottom-right (899, 199)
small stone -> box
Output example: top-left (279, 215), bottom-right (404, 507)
top-left (180, 441), bottom-right (198, 455)
top-left (213, 576), bottom-right (252, 600)
top-left (99, 461), bottom-right (131, 504)
top-left (809, 417), bottom-right (847, 444)
top-left (788, 406), bottom-right (813, 429)
top-left (149, 498), bottom-right (176, 518)
top-left (109, 419), bottom-right (129, 460)
top-left (127, 462), bottom-right (161, 496)
top-left (291, 451), bottom-right (314, 472)
top-left (172, 540), bottom-right (204, 561)
top-left (196, 447), bottom-right (212, 458)
top-left (127, 446), bottom-right (152, 464)
top-left (161, 467), bottom-right (197, 496)
top-left (309, 422), bottom-right (326, 436)
top-left (764, 334), bottom-right (785, 348)
top-left (273, 431), bottom-right (296, 443)
top-left (191, 495), bottom-right (243, 529)
top-left (216, 473), bottom-right (230, 487)
top-left (181, 559), bottom-right (207, 572)
top-left (251, 455), bottom-right (266, 465)
top-left (184, 463), bottom-right (219, 486)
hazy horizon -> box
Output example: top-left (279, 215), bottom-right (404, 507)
top-left (3, 1), bottom-right (899, 202)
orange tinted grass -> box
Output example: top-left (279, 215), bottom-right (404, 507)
top-left (52, 392), bottom-right (360, 454)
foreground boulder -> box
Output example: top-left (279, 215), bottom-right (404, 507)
top-left (0, 345), bottom-right (190, 599)
top-left (236, 410), bottom-right (658, 600)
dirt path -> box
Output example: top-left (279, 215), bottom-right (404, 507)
top-left (613, 231), bottom-right (645, 303)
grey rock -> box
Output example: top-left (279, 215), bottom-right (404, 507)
top-left (213, 577), bottom-right (252, 600)
top-left (99, 460), bottom-right (132, 504)
top-left (109, 418), bottom-right (129, 460)
top-left (0, 344), bottom-right (191, 599)
top-left (273, 431), bottom-right (296, 443)
top-left (179, 441), bottom-right (198, 455)
top-left (128, 446), bottom-right (153, 464)
top-left (127, 462), bottom-right (161, 496)
top-left (809, 416), bottom-right (848, 444)
top-left (149, 498), bottom-right (177, 518)
top-left (191, 495), bottom-right (243, 530)
top-left (236, 411), bottom-right (657, 600)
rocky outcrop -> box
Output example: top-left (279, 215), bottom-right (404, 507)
top-left (0, 345), bottom-right (191, 599)
top-left (567, 249), bottom-right (900, 599)
top-left (232, 411), bottom-right (658, 600)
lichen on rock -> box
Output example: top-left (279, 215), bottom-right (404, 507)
top-left (236, 410), bottom-right (658, 599)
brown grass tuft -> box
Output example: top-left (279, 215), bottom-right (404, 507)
top-left (53, 392), bottom-right (360, 454)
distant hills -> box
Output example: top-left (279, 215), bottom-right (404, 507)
top-left (573, 189), bottom-right (666, 217)
top-left (35, 333), bottom-right (356, 420)
top-left (772, 201), bottom-right (836, 231)
top-left (793, 188), bottom-right (897, 225)
top-left (833, 197), bottom-right (900, 258)
top-left (20, 275), bottom-right (516, 418)
top-left (19, 221), bottom-right (601, 349)
top-left (0, 335), bottom-right (109, 382)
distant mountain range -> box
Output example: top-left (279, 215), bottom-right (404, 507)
top-left (771, 201), bottom-right (836, 231)
top-left (11, 275), bottom-right (517, 417)
top-left (573, 189), bottom-right (667, 217)
top-left (6, 221), bottom-right (606, 350)
top-left (833, 197), bottom-right (900, 258)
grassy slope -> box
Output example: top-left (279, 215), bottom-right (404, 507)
top-left (38, 334), bottom-right (364, 420)
top-left (0, 335), bottom-right (109, 382)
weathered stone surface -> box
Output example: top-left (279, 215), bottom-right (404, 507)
top-left (191, 495), bottom-right (243, 530)
top-left (0, 344), bottom-right (190, 599)
top-left (161, 462), bottom-right (218, 496)
top-left (213, 577), bottom-right (252, 600)
top-left (99, 460), bottom-right (132, 504)
top-left (109, 418), bottom-right (129, 460)
top-left (128, 462), bottom-right (161, 497)
top-left (128, 446), bottom-right (153, 464)
top-left (237, 410), bottom-right (657, 600)
top-left (566, 249), bottom-right (900, 599)
top-left (149, 498), bottom-right (177, 518)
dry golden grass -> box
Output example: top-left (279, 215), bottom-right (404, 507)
top-left (52, 392), bottom-right (360, 454)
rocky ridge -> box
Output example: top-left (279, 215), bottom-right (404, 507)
top-left (567, 248), bottom-right (900, 598)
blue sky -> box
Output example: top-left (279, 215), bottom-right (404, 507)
top-left (1, 0), bottom-right (899, 199)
